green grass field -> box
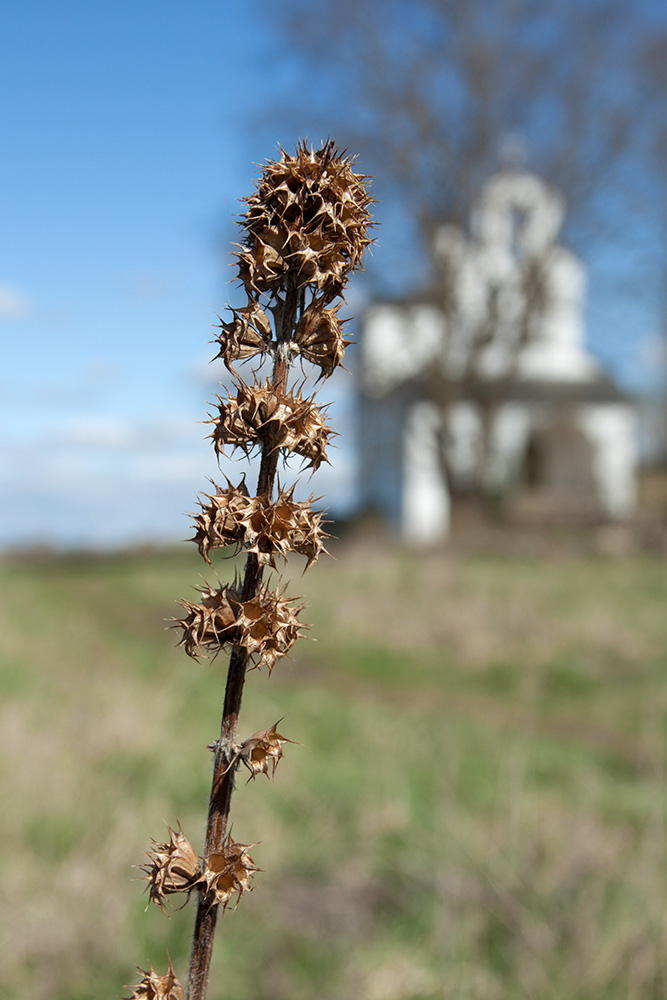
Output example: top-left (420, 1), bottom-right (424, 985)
top-left (2, 538), bottom-right (667, 1000)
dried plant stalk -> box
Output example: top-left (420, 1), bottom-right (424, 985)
top-left (127, 141), bottom-right (372, 1000)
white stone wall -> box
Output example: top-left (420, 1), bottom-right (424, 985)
top-left (402, 402), bottom-right (450, 545)
top-left (363, 304), bottom-right (444, 396)
top-left (360, 169), bottom-right (639, 542)
top-left (579, 405), bottom-right (638, 517)
top-left (396, 399), bottom-right (638, 542)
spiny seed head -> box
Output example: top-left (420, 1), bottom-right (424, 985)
top-left (279, 392), bottom-right (333, 471)
top-left (191, 478), bottom-right (251, 563)
top-left (243, 484), bottom-right (328, 570)
top-left (215, 302), bottom-right (272, 371)
top-left (124, 958), bottom-right (183, 1000)
top-left (292, 299), bottom-right (351, 378)
top-left (193, 481), bottom-right (328, 569)
top-left (201, 835), bottom-right (259, 911)
top-left (141, 824), bottom-right (201, 912)
top-left (236, 585), bottom-right (306, 673)
top-left (237, 720), bottom-right (298, 780)
top-left (175, 583), bottom-right (241, 659)
top-left (236, 140), bottom-right (373, 303)
top-left (175, 583), bottom-right (306, 670)
top-left (208, 378), bottom-right (277, 456)
top-left (209, 378), bottom-right (334, 471)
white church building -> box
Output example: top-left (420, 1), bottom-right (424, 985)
top-left (359, 170), bottom-right (638, 543)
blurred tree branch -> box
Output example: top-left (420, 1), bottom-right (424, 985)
top-left (638, 32), bottom-right (667, 464)
top-left (264, 0), bottom-right (652, 290)
top-left (259, 0), bottom-right (667, 497)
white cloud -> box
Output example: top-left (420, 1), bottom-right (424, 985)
top-left (0, 283), bottom-right (30, 320)
top-left (0, 399), bottom-right (359, 549)
top-left (57, 412), bottom-right (205, 451)
top-left (62, 416), bottom-right (135, 449)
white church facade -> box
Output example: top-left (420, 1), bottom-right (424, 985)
top-left (359, 170), bottom-right (637, 543)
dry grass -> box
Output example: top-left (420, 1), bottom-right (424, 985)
top-left (2, 540), bottom-right (667, 999)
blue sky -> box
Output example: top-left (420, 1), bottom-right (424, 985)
top-left (0, 1), bottom-right (359, 548)
top-left (1, 1), bottom-right (663, 548)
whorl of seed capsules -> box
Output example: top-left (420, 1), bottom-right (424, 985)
top-left (208, 378), bottom-right (333, 470)
top-left (236, 140), bottom-right (373, 303)
top-left (176, 583), bottom-right (304, 672)
top-left (192, 480), bottom-right (328, 569)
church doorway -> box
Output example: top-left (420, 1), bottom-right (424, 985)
top-left (520, 421), bottom-right (599, 517)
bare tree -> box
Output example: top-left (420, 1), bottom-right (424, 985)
top-left (260, 0), bottom-right (659, 511)
top-left (636, 32), bottom-right (667, 466)
top-left (265, 0), bottom-right (644, 282)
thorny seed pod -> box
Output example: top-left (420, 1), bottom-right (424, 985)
top-left (236, 140), bottom-right (374, 302)
top-left (292, 299), bottom-right (351, 377)
top-left (214, 302), bottom-right (272, 370)
top-left (243, 485), bottom-right (329, 570)
top-left (236, 720), bottom-right (298, 780)
top-left (124, 958), bottom-right (184, 1000)
top-left (236, 585), bottom-right (305, 673)
top-left (142, 825), bottom-right (202, 912)
top-left (191, 478), bottom-right (252, 563)
top-left (236, 238), bottom-right (285, 297)
top-left (200, 835), bottom-right (259, 911)
top-left (208, 378), bottom-right (276, 456)
top-left (276, 391), bottom-right (334, 471)
top-left (175, 584), bottom-right (241, 659)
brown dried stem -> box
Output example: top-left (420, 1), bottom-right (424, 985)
top-left (185, 280), bottom-right (300, 1000)
top-left (129, 142), bottom-right (371, 1000)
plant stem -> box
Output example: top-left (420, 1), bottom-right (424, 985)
top-left (186, 281), bottom-right (299, 1000)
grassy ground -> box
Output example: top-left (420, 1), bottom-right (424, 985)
top-left (2, 537), bottom-right (667, 999)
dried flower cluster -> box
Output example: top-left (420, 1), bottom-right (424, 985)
top-left (128, 141), bottom-right (372, 1000)
top-left (141, 827), bottom-right (259, 916)
top-left (124, 958), bottom-right (183, 1000)
top-left (200, 835), bottom-right (260, 911)
top-left (234, 720), bottom-right (297, 781)
top-left (141, 825), bottom-right (202, 912)
top-left (192, 479), bottom-right (327, 569)
top-left (209, 378), bottom-right (334, 470)
top-left (176, 580), bottom-right (305, 672)
top-left (237, 141), bottom-right (372, 301)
